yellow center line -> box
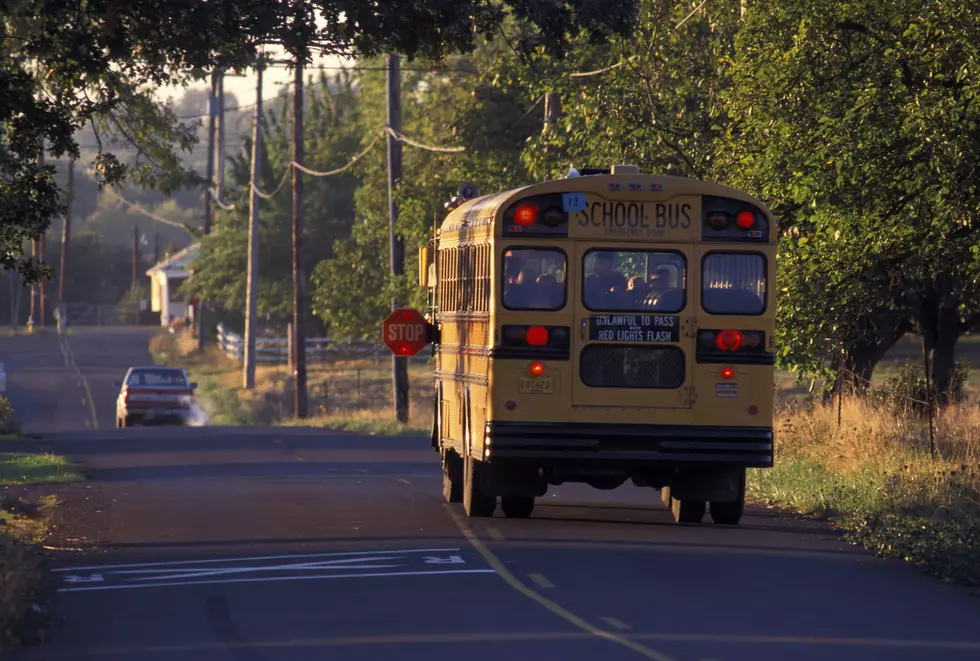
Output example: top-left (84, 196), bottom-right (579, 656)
top-left (443, 504), bottom-right (679, 661)
top-left (600, 617), bottom-right (632, 631)
top-left (487, 527), bottom-right (505, 541)
top-left (529, 573), bottom-right (554, 589)
top-left (60, 334), bottom-right (98, 429)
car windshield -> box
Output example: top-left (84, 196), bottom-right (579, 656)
top-left (125, 369), bottom-right (188, 387)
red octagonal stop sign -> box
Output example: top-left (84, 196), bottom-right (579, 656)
top-left (382, 308), bottom-right (430, 357)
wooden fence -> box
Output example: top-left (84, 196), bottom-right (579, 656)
top-left (215, 323), bottom-right (425, 365)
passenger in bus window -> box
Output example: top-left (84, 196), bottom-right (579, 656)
top-left (627, 276), bottom-right (650, 308)
top-left (644, 267), bottom-right (682, 311)
top-left (585, 252), bottom-right (627, 309)
top-left (532, 273), bottom-right (563, 309)
top-left (503, 253), bottom-right (529, 308)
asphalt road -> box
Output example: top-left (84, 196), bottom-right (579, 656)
top-left (3, 329), bottom-right (980, 661)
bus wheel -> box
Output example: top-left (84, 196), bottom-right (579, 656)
top-left (710, 469), bottom-right (746, 525)
top-left (671, 497), bottom-right (705, 524)
top-left (463, 456), bottom-right (496, 517)
top-left (501, 497), bottom-right (534, 519)
top-left (442, 452), bottom-right (463, 504)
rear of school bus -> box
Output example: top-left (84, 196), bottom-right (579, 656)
top-left (456, 164), bottom-right (776, 524)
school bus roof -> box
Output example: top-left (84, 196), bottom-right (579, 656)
top-left (441, 174), bottom-right (774, 234)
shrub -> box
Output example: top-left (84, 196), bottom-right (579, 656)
top-left (870, 360), bottom-right (970, 415)
top-left (0, 396), bottom-right (19, 436)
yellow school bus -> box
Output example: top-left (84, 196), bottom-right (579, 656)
top-left (418, 164), bottom-right (776, 524)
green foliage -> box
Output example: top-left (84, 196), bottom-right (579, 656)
top-left (0, 397), bottom-right (18, 436)
top-left (313, 42), bottom-right (538, 340)
top-left (518, 0), bottom-right (741, 181)
top-left (186, 70), bottom-right (362, 324)
top-left (871, 361), bottom-right (971, 414)
top-left (726, 1), bottom-right (980, 382)
top-left (2, 0), bottom-right (639, 284)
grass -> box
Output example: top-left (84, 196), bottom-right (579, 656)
top-left (0, 454), bottom-right (84, 487)
top-left (750, 397), bottom-right (980, 586)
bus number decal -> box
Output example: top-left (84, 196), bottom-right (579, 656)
top-left (588, 314), bottom-right (680, 343)
top-left (576, 202), bottom-right (692, 237)
top-left (562, 192), bottom-right (588, 212)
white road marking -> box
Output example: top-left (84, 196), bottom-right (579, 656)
top-left (52, 547), bottom-right (463, 573)
top-left (63, 574), bottom-right (104, 583)
top-left (423, 555), bottom-right (465, 564)
top-left (117, 556), bottom-right (409, 582)
top-left (57, 568), bottom-right (496, 593)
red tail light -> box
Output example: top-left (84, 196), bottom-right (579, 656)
top-left (529, 361), bottom-right (546, 376)
top-left (498, 325), bottom-right (571, 359)
top-left (526, 326), bottom-right (549, 346)
top-left (514, 204), bottom-right (538, 226)
top-left (720, 367), bottom-right (735, 380)
top-left (736, 210), bottom-right (755, 229)
top-left (716, 329), bottom-right (744, 351)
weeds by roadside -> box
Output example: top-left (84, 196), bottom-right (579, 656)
top-left (0, 398), bottom-right (82, 649)
top-left (750, 397), bottom-right (980, 586)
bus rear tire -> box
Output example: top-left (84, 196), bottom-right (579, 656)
top-left (671, 497), bottom-right (705, 524)
top-left (501, 497), bottom-right (534, 519)
top-left (710, 469), bottom-right (746, 525)
top-left (442, 452), bottom-right (463, 504)
top-left (463, 456), bottom-right (496, 517)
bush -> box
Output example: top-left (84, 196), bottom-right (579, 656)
top-left (870, 360), bottom-right (970, 415)
top-left (0, 535), bottom-right (41, 648)
top-left (0, 396), bottom-right (19, 436)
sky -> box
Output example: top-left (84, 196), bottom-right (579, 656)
top-left (156, 47), bottom-right (350, 109)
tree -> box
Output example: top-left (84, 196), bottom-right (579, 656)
top-left (726, 0), bottom-right (980, 401)
top-left (513, 0), bottom-right (740, 180)
top-left (2, 0), bottom-right (640, 284)
top-left (185, 69), bottom-right (363, 327)
top-left (311, 40), bottom-right (539, 340)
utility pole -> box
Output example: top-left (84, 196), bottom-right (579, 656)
top-left (58, 159), bottom-right (73, 326)
top-left (28, 240), bottom-right (37, 325)
top-left (132, 225), bottom-right (139, 291)
top-left (217, 70), bottom-right (226, 199)
top-left (386, 53), bottom-right (409, 424)
top-left (38, 149), bottom-right (46, 326)
top-left (243, 59), bottom-right (264, 389)
top-left (198, 69), bottom-right (218, 351)
top-left (292, 53), bottom-right (308, 418)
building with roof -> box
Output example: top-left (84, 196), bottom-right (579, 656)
top-left (145, 243), bottom-right (198, 327)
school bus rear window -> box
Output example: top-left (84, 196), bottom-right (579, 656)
top-left (702, 253), bottom-right (766, 315)
top-left (502, 249), bottom-right (567, 310)
top-left (583, 249), bottom-right (686, 312)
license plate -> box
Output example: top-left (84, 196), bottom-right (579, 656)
top-left (715, 383), bottom-right (738, 398)
top-left (518, 376), bottom-right (555, 394)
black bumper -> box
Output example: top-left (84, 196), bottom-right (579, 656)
top-left (486, 421), bottom-right (773, 468)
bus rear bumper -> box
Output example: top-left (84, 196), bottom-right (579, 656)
top-left (484, 421), bottom-right (773, 468)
